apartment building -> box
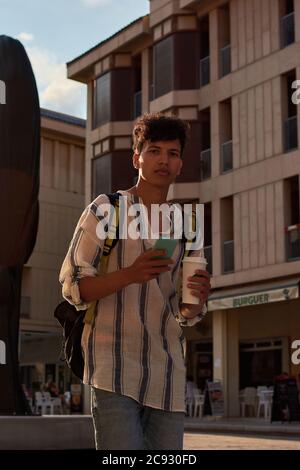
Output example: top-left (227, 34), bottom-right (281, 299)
top-left (20, 109), bottom-right (86, 401)
top-left (67, 0), bottom-right (300, 416)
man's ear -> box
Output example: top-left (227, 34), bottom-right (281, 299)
top-left (132, 152), bottom-right (140, 169)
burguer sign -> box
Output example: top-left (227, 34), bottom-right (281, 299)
top-left (233, 293), bottom-right (269, 308)
top-left (208, 283), bottom-right (299, 311)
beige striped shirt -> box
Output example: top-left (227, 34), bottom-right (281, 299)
top-left (59, 190), bottom-right (206, 412)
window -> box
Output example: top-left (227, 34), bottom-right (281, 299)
top-left (200, 108), bottom-right (211, 180)
top-left (221, 196), bottom-right (234, 273)
top-left (280, 0), bottom-right (295, 48)
top-left (92, 155), bottom-right (112, 199)
top-left (218, 4), bottom-right (231, 78)
top-left (153, 36), bottom-right (174, 99)
top-left (220, 99), bottom-right (233, 173)
top-left (20, 296), bottom-right (30, 319)
top-left (199, 15), bottom-right (210, 87)
top-left (133, 55), bottom-right (142, 118)
top-left (284, 175), bottom-right (300, 260)
top-left (240, 340), bottom-right (282, 388)
top-left (93, 72), bottom-right (111, 128)
top-left (282, 70), bottom-right (298, 152)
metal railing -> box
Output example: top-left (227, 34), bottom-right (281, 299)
top-left (200, 148), bottom-right (211, 180)
top-left (220, 44), bottom-right (231, 78)
top-left (204, 245), bottom-right (212, 275)
top-left (221, 140), bottom-right (233, 173)
top-left (223, 240), bottom-right (234, 274)
top-left (133, 90), bottom-right (142, 119)
top-left (281, 12), bottom-right (295, 48)
top-left (285, 224), bottom-right (300, 261)
top-left (199, 56), bottom-right (210, 87)
top-left (283, 115), bottom-right (298, 152)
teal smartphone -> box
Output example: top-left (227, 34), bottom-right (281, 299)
top-left (152, 238), bottom-right (178, 259)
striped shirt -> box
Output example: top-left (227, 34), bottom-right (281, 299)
top-left (59, 190), bottom-right (207, 412)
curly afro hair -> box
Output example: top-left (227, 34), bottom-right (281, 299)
top-left (132, 112), bottom-right (190, 156)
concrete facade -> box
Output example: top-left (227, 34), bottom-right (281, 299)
top-left (19, 109), bottom-right (86, 406)
top-left (67, 0), bottom-right (300, 417)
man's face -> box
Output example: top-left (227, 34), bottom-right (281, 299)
top-left (133, 139), bottom-right (183, 187)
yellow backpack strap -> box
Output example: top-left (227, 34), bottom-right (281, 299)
top-left (84, 193), bottom-right (120, 324)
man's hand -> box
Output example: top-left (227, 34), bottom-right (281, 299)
top-left (127, 249), bottom-right (174, 284)
top-left (180, 269), bottom-right (211, 319)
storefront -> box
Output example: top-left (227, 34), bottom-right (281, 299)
top-left (19, 331), bottom-right (85, 414)
top-left (185, 277), bottom-right (300, 417)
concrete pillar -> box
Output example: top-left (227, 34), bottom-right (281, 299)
top-left (227, 309), bottom-right (240, 417)
top-left (212, 199), bottom-right (221, 276)
top-left (213, 309), bottom-right (228, 416)
top-left (213, 309), bottom-right (240, 417)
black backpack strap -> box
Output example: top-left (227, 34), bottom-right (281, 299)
top-left (100, 192), bottom-right (120, 270)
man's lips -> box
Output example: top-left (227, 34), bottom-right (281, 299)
top-left (155, 169), bottom-right (170, 176)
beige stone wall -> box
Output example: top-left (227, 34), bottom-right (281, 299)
top-left (21, 121), bottom-right (85, 332)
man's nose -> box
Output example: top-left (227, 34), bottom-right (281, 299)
top-left (158, 151), bottom-right (169, 163)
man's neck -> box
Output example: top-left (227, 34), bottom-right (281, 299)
top-left (126, 179), bottom-right (170, 206)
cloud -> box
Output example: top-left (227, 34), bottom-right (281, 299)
top-left (18, 32), bottom-right (34, 42)
top-left (24, 45), bottom-right (86, 119)
top-left (81, 0), bottom-right (111, 7)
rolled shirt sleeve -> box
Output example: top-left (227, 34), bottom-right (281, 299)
top-left (59, 194), bottom-right (108, 310)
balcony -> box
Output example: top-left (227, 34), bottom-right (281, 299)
top-left (223, 240), bottom-right (234, 274)
top-left (286, 224), bottom-right (300, 261)
top-left (220, 44), bottom-right (231, 78)
top-left (204, 245), bottom-right (212, 275)
top-left (221, 140), bottom-right (233, 173)
top-left (200, 148), bottom-right (211, 181)
top-left (281, 12), bottom-right (295, 48)
top-left (199, 56), bottom-right (210, 87)
top-left (133, 91), bottom-right (142, 119)
top-left (283, 115), bottom-right (298, 152)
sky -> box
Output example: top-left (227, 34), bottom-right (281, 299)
top-left (0, 0), bottom-right (149, 118)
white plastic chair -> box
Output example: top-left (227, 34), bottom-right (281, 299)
top-left (257, 389), bottom-right (273, 420)
top-left (193, 390), bottom-right (204, 418)
top-left (34, 392), bottom-right (48, 415)
top-left (240, 387), bottom-right (257, 417)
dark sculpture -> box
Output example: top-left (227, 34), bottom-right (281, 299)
top-left (0, 35), bottom-right (40, 414)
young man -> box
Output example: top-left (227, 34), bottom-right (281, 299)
top-left (59, 113), bottom-right (211, 450)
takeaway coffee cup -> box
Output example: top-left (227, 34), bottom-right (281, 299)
top-left (182, 256), bottom-right (207, 304)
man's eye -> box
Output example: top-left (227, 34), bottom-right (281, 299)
top-left (170, 153), bottom-right (179, 158)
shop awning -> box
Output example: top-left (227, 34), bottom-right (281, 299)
top-left (207, 278), bottom-right (300, 312)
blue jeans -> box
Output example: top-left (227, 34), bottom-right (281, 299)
top-left (91, 387), bottom-right (185, 450)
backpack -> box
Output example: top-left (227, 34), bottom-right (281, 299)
top-left (54, 194), bottom-right (196, 380)
top-left (54, 192), bottom-right (120, 380)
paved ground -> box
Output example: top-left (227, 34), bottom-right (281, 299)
top-left (184, 432), bottom-right (300, 450)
